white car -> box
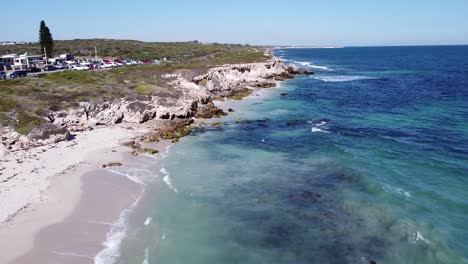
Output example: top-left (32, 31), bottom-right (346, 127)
top-left (101, 63), bottom-right (115, 69)
top-left (125, 60), bottom-right (137, 65)
top-left (0, 71), bottom-right (6, 80)
top-left (72, 64), bottom-right (89, 71)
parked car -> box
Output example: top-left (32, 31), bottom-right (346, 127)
top-left (9, 70), bottom-right (28, 79)
top-left (42, 65), bottom-right (59, 72)
top-left (89, 62), bottom-right (103, 70)
top-left (113, 60), bottom-right (124, 67)
top-left (71, 64), bottom-right (89, 71)
top-left (0, 71), bottom-right (6, 80)
top-left (26, 67), bottom-right (42, 73)
top-left (55, 63), bottom-right (69, 69)
top-left (141, 59), bottom-right (153, 64)
top-left (102, 60), bottom-right (115, 68)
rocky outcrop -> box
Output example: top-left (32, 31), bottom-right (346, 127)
top-left (286, 64), bottom-right (304, 75)
top-left (28, 123), bottom-right (72, 145)
top-left (193, 59), bottom-right (287, 97)
top-left (304, 69), bottom-right (315, 75)
top-left (195, 102), bottom-right (227, 119)
top-left (1, 58), bottom-right (304, 153)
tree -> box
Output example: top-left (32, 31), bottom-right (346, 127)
top-left (39, 20), bottom-right (54, 58)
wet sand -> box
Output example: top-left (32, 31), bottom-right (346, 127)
top-left (12, 170), bottom-right (143, 264)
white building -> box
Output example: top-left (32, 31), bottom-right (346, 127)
top-left (11, 53), bottom-right (44, 70)
top-left (0, 54), bottom-right (16, 70)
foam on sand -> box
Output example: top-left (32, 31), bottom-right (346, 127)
top-left (94, 194), bottom-right (143, 264)
top-left (106, 167), bottom-right (154, 185)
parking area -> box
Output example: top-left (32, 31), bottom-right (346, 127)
top-left (0, 58), bottom-right (161, 80)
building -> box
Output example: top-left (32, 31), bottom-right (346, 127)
top-left (59, 53), bottom-right (74, 61)
top-left (11, 53), bottom-right (44, 70)
top-left (0, 54), bottom-right (16, 70)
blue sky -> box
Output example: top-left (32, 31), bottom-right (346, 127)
top-left (3, 0), bottom-right (468, 46)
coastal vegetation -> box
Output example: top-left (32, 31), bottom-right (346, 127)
top-left (0, 39), bottom-right (262, 61)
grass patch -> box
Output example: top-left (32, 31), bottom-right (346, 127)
top-left (15, 111), bottom-right (44, 135)
top-left (134, 84), bottom-right (154, 95)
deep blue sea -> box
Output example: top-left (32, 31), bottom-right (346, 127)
top-left (109, 46), bottom-right (468, 264)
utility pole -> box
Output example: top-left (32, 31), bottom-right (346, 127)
top-left (44, 47), bottom-right (48, 65)
top-left (95, 46), bottom-right (98, 61)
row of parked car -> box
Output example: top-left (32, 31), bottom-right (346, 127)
top-left (0, 65), bottom-right (63, 79)
top-left (0, 59), bottom-right (148, 80)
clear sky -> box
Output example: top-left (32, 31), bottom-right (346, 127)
top-left (3, 0), bottom-right (468, 46)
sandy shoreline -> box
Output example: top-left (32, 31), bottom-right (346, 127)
top-left (0, 126), bottom-right (145, 264)
top-left (13, 170), bottom-right (143, 264)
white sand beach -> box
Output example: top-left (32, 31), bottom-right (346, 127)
top-left (0, 126), bottom-right (139, 263)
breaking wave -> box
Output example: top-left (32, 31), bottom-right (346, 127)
top-left (290, 60), bottom-right (332, 70)
top-left (313, 75), bottom-right (378, 82)
top-left (161, 168), bottom-right (179, 193)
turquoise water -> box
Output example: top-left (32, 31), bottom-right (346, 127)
top-left (114, 46), bottom-right (468, 264)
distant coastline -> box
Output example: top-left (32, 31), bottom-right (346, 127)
top-left (271, 46), bottom-right (345, 50)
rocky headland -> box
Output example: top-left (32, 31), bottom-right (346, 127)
top-left (0, 58), bottom-right (308, 156)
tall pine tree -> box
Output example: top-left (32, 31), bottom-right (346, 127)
top-left (39, 20), bottom-right (54, 58)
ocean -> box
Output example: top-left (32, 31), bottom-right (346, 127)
top-left (101, 46), bottom-right (468, 264)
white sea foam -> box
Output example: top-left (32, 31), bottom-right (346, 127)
top-left (142, 248), bottom-right (149, 264)
top-left (310, 64), bottom-right (331, 70)
top-left (383, 185), bottom-right (412, 199)
top-left (290, 60), bottom-right (331, 70)
top-left (311, 127), bottom-right (330, 133)
top-left (160, 168), bottom-right (179, 193)
top-left (408, 231), bottom-right (430, 245)
top-left (94, 194), bottom-right (143, 264)
top-left (160, 144), bottom-right (173, 159)
top-left (310, 120), bottom-right (329, 133)
top-left (162, 232), bottom-right (166, 240)
top-left (144, 217), bottom-right (152, 226)
top-left (315, 121), bottom-right (327, 127)
top-left (313, 75), bottom-right (377, 82)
